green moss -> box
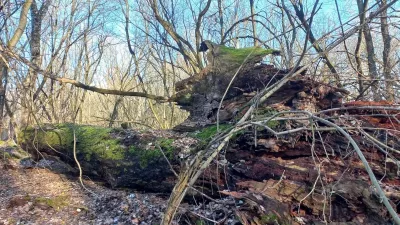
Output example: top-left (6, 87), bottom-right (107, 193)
top-left (0, 140), bottom-right (17, 147)
top-left (128, 138), bottom-right (176, 168)
top-left (195, 220), bottom-right (207, 225)
top-left (194, 124), bottom-right (231, 141)
top-left (34, 195), bottom-right (69, 210)
top-left (2, 152), bottom-right (11, 159)
top-left (255, 107), bottom-right (281, 129)
top-left (159, 138), bottom-right (174, 155)
top-left (260, 213), bottom-right (279, 224)
top-left (219, 45), bottom-right (279, 65)
top-left (177, 93), bottom-right (193, 105)
top-left (17, 125), bottom-right (73, 150)
top-left (18, 124), bottom-right (125, 161)
top-left (18, 124), bottom-right (181, 169)
top-left (1, 145), bottom-right (29, 161)
top-left (75, 125), bottom-right (124, 161)
top-left (190, 124), bottom-right (234, 151)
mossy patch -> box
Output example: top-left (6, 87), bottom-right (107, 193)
top-left (178, 93), bottom-right (193, 105)
top-left (195, 220), bottom-right (207, 225)
top-left (260, 213), bottom-right (279, 224)
top-left (254, 107), bottom-right (281, 129)
top-left (19, 194), bottom-right (70, 211)
top-left (18, 124), bottom-right (180, 171)
top-left (2, 151), bottom-right (11, 160)
top-left (158, 138), bottom-right (175, 154)
top-left (18, 124), bottom-right (126, 161)
top-left (128, 138), bottom-right (176, 168)
top-left (194, 124), bottom-right (231, 141)
top-left (0, 140), bottom-right (18, 147)
top-left (18, 125), bottom-right (73, 151)
top-left (74, 125), bottom-right (124, 161)
top-left (219, 45), bottom-right (279, 65)
top-left (189, 124), bottom-right (235, 151)
top-left (35, 195), bottom-right (69, 210)
top-left (1, 143), bottom-right (30, 161)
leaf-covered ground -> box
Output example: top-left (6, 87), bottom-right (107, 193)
top-left (0, 151), bottom-right (169, 225)
top-left (0, 143), bottom-right (240, 225)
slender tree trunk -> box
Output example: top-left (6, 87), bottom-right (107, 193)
top-left (292, 1), bottom-right (341, 87)
top-left (379, 0), bottom-right (394, 101)
top-left (109, 97), bottom-right (123, 128)
top-left (355, 0), bottom-right (367, 99)
top-left (363, 23), bottom-right (380, 100)
top-left (356, 0), bottom-right (380, 100)
top-left (21, 0), bottom-right (51, 127)
top-left (0, 63), bottom-right (8, 139)
top-left (249, 0), bottom-right (258, 46)
top-left (218, 0), bottom-right (224, 44)
top-left (0, 0), bottom-right (33, 139)
top-left (280, 0), bottom-right (296, 68)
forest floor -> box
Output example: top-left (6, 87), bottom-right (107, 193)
top-left (0, 144), bottom-right (170, 225)
top-left (0, 144), bottom-right (238, 225)
top-left (0, 162), bottom-right (167, 225)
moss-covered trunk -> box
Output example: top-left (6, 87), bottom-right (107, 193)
top-left (18, 124), bottom-right (188, 192)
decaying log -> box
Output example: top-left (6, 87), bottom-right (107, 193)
top-left (17, 61), bottom-right (400, 224)
top-left (18, 125), bottom-right (193, 192)
top-left (174, 63), bottom-right (348, 130)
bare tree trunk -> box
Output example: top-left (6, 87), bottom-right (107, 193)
top-left (249, 0), bottom-right (258, 46)
top-left (0, 62), bottom-right (7, 138)
top-left (292, 1), bottom-right (342, 87)
top-left (379, 0), bottom-right (394, 101)
top-left (354, 0), bottom-right (368, 99)
top-left (0, 0), bottom-right (33, 139)
top-left (279, 0), bottom-right (296, 68)
top-left (218, 0), bottom-right (224, 44)
top-left (109, 97), bottom-right (123, 128)
top-left (363, 24), bottom-right (380, 100)
top-left (20, 0), bottom-right (51, 127)
top-left (356, 0), bottom-right (380, 100)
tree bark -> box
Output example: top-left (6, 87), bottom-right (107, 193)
top-left (357, 0), bottom-right (380, 100)
top-left (108, 97), bottom-right (123, 128)
top-left (250, 0), bottom-right (258, 46)
top-left (292, 1), bottom-right (342, 87)
top-left (355, 0), bottom-right (367, 98)
top-left (0, 0), bottom-right (33, 139)
top-left (20, 0), bottom-right (51, 127)
top-left (379, 0), bottom-right (394, 101)
top-left (217, 0), bottom-right (224, 44)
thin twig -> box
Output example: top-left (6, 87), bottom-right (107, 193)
top-left (73, 128), bottom-right (97, 197)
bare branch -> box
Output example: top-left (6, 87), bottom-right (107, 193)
top-left (0, 46), bottom-right (171, 102)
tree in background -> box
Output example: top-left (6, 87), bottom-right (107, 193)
top-left (0, 0), bottom-right (399, 138)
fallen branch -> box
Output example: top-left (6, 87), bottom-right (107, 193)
top-left (0, 45), bottom-right (171, 102)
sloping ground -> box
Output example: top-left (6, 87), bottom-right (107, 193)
top-left (0, 142), bottom-right (240, 225)
top-left (0, 148), bottom-right (169, 224)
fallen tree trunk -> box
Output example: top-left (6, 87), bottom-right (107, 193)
top-left (17, 59), bottom-right (400, 223)
top-left (18, 124), bottom-right (192, 192)
top-left (18, 108), bottom-right (400, 224)
top-left (17, 124), bottom-right (230, 196)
